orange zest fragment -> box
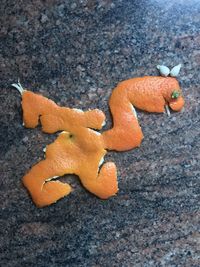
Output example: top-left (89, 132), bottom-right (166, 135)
top-left (103, 76), bottom-right (185, 151)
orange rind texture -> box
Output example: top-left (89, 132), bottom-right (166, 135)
top-left (103, 76), bottom-right (184, 151)
top-left (18, 75), bottom-right (185, 207)
top-left (21, 90), bottom-right (118, 207)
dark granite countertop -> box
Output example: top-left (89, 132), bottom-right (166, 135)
top-left (0, 0), bottom-right (200, 266)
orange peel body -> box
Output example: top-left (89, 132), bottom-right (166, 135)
top-left (20, 90), bottom-right (118, 207)
top-left (23, 129), bottom-right (118, 207)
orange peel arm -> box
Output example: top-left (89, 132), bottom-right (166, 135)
top-left (21, 90), bottom-right (105, 132)
top-left (103, 76), bottom-right (185, 151)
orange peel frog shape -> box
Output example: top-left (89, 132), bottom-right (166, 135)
top-left (13, 73), bottom-right (184, 207)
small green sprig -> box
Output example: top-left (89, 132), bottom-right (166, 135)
top-left (171, 90), bottom-right (180, 99)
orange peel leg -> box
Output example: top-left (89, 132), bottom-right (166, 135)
top-left (81, 162), bottom-right (118, 199)
top-left (103, 76), bottom-right (185, 151)
top-left (23, 130), bottom-right (118, 207)
top-left (23, 160), bottom-right (72, 208)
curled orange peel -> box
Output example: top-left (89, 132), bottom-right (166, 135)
top-left (12, 76), bottom-right (185, 207)
top-left (103, 76), bottom-right (185, 151)
top-left (12, 83), bottom-right (118, 207)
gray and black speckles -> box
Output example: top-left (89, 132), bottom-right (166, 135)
top-left (0, 0), bottom-right (200, 267)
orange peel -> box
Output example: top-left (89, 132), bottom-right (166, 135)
top-left (12, 75), bottom-right (185, 207)
top-left (103, 76), bottom-right (185, 151)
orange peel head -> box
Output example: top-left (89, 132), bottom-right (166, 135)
top-left (103, 76), bottom-right (185, 151)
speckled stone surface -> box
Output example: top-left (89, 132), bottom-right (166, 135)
top-left (0, 0), bottom-right (200, 266)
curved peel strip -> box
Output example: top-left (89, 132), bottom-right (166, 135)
top-left (103, 76), bottom-right (185, 151)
